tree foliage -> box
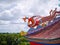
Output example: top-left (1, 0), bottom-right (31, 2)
top-left (0, 33), bottom-right (29, 45)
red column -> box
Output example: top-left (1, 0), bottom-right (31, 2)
top-left (30, 42), bottom-right (44, 45)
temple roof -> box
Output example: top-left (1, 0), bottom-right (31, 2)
top-left (25, 17), bottom-right (60, 44)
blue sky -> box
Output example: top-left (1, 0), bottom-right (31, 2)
top-left (0, 0), bottom-right (60, 33)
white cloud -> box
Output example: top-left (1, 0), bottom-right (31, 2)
top-left (0, 20), bottom-right (10, 25)
top-left (0, 0), bottom-right (60, 33)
